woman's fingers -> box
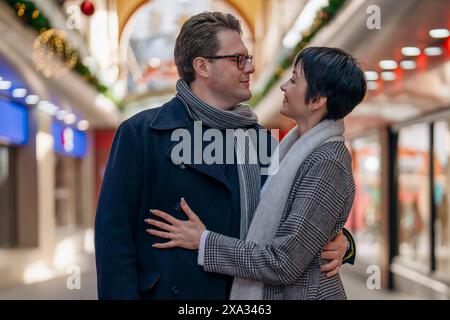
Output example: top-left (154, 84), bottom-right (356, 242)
top-left (146, 228), bottom-right (173, 239)
top-left (145, 219), bottom-right (175, 232)
top-left (152, 241), bottom-right (177, 249)
top-left (320, 249), bottom-right (340, 261)
top-left (180, 198), bottom-right (197, 220)
top-left (147, 229), bottom-right (181, 249)
top-left (150, 209), bottom-right (179, 225)
top-left (320, 258), bottom-right (341, 277)
top-left (326, 266), bottom-right (340, 278)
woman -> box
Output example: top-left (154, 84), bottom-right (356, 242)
top-left (145, 47), bottom-right (366, 299)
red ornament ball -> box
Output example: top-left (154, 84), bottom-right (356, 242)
top-left (80, 1), bottom-right (95, 16)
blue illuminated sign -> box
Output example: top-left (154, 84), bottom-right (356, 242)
top-left (0, 99), bottom-right (28, 145)
top-left (52, 121), bottom-right (87, 158)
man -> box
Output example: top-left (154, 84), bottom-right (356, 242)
top-left (95, 11), bottom-right (354, 300)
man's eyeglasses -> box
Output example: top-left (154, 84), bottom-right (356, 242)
top-left (203, 54), bottom-right (253, 70)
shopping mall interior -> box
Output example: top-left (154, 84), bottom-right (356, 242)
top-left (0, 0), bottom-right (449, 299)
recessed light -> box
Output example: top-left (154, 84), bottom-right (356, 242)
top-left (400, 60), bottom-right (416, 70)
top-left (12, 88), bottom-right (27, 98)
top-left (424, 47), bottom-right (443, 56)
top-left (25, 95), bottom-right (40, 105)
top-left (364, 71), bottom-right (379, 81)
top-left (367, 81), bottom-right (379, 90)
top-left (56, 110), bottom-right (68, 120)
top-left (381, 71), bottom-right (396, 81)
top-left (0, 80), bottom-right (12, 90)
top-left (77, 120), bottom-right (90, 131)
top-left (429, 29), bottom-right (449, 39)
top-left (401, 47), bottom-right (420, 56)
top-left (46, 104), bottom-right (59, 116)
top-left (379, 60), bottom-right (398, 70)
top-left (64, 113), bottom-right (77, 125)
top-left (37, 100), bottom-right (50, 110)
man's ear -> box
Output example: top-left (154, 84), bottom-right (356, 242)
top-left (192, 57), bottom-right (209, 79)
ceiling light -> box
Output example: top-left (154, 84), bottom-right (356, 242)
top-left (37, 100), bottom-right (51, 111)
top-left (379, 60), bottom-right (398, 70)
top-left (367, 81), bottom-right (379, 90)
top-left (381, 71), bottom-right (396, 81)
top-left (46, 104), bottom-right (59, 116)
top-left (25, 95), bottom-right (40, 105)
top-left (429, 29), bottom-right (449, 39)
top-left (77, 120), bottom-right (89, 131)
top-left (0, 80), bottom-right (12, 90)
top-left (12, 88), bottom-right (27, 98)
top-left (56, 110), bottom-right (68, 120)
top-left (401, 47), bottom-right (420, 56)
top-left (400, 60), bottom-right (416, 70)
top-left (424, 47), bottom-right (443, 56)
top-left (64, 113), bottom-right (77, 125)
top-left (364, 71), bottom-right (379, 81)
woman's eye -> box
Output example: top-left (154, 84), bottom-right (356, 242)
top-left (290, 78), bottom-right (295, 83)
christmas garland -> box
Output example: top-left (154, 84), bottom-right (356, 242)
top-left (5, 0), bottom-right (121, 108)
top-left (249, 0), bottom-right (346, 107)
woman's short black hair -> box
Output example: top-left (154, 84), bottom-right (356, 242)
top-left (294, 47), bottom-right (367, 120)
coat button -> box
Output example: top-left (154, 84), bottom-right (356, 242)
top-left (171, 286), bottom-right (180, 296)
top-left (179, 163), bottom-right (187, 170)
top-left (174, 201), bottom-right (181, 211)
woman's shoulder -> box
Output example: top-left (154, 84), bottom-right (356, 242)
top-left (305, 141), bottom-right (352, 168)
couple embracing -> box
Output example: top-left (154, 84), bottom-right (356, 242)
top-left (95, 11), bottom-right (366, 300)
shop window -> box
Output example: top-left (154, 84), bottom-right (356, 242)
top-left (433, 121), bottom-right (450, 277)
top-left (55, 156), bottom-right (80, 229)
top-left (397, 123), bottom-right (430, 269)
top-left (0, 145), bottom-right (17, 247)
top-left (349, 134), bottom-right (381, 264)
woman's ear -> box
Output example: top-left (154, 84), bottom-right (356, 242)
top-left (192, 57), bottom-right (209, 79)
top-left (311, 96), bottom-right (327, 112)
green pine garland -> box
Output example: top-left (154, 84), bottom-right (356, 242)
top-left (5, 0), bottom-right (122, 109)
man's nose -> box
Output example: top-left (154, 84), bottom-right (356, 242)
top-left (244, 60), bottom-right (255, 74)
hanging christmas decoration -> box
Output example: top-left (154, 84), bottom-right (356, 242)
top-left (4, 0), bottom-right (121, 109)
top-left (80, 0), bottom-right (95, 16)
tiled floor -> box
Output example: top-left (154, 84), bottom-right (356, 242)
top-left (0, 254), bottom-right (422, 300)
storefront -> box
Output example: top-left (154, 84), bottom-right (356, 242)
top-left (52, 121), bottom-right (87, 230)
top-left (347, 107), bottom-right (450, 298)
top-left (0, 73), bottom-right (30, 248)
top-left (0, 109), bottom-right (27, 247)
top-left (391, 115), bottom-right (450, 289)
top-left (348, 133), bottom-right (382, 266)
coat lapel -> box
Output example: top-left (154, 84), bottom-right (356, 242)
top-left (165, 121), bottom-right (232, 193)
top-left (151, 98), bottom-right (232, 193)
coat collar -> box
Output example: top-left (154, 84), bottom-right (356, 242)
top-left (149, 96), bottom-right (266, 194)
top-left (148, 97), bottom-right (192, 130)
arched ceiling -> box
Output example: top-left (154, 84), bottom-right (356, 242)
top-left (116, 0), bottom-right (261, 42)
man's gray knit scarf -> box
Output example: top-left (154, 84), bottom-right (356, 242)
top-left (176, 79), bottom-right (260, 239)
top-left (230, 119), bottom-right (345, 300)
